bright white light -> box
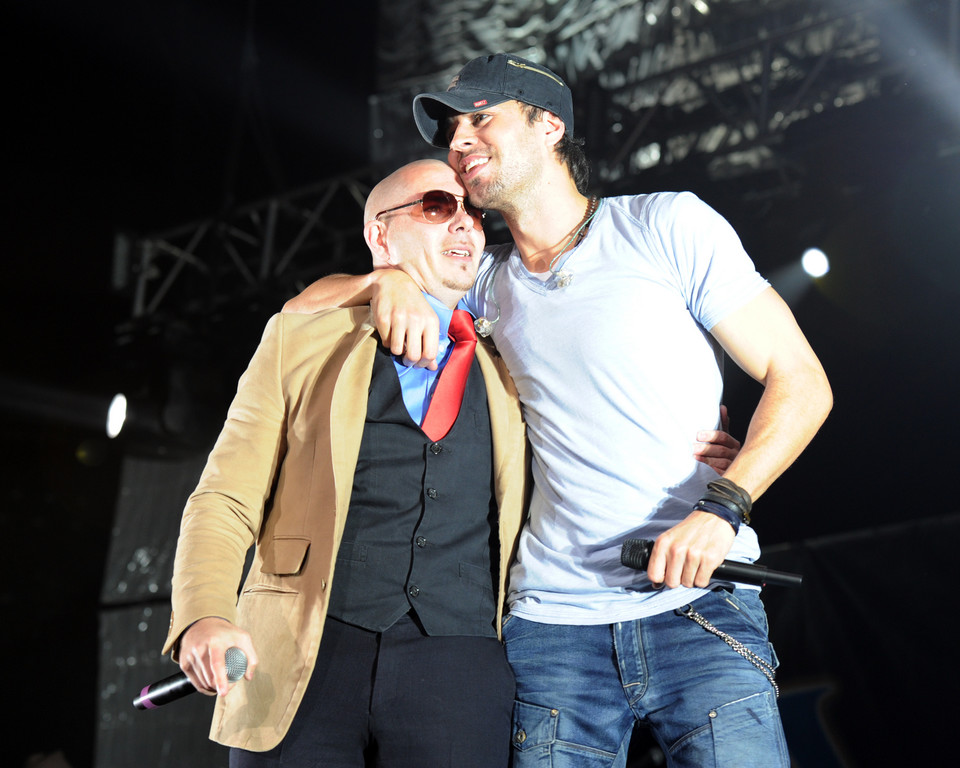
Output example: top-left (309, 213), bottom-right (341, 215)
top-left (107, 393), bottom-right (127, 438)
top-left (692, 0), bottom-right (710, 15)
top-left (801, 248), bottom-right (830, 278)
top-left (633, 142), bottom-right (662, 170)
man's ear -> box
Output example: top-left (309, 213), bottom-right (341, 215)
top-left (364, 219), bottom-right (401, 268)
top-left (540, 110), bottom-right (566, 149)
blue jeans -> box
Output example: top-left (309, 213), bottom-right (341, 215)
top-left (502, 588), bottom-right (789, 768)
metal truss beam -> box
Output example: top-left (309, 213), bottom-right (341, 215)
top-left (115, 170), bottom-right (376, 327)
top-left (592, 0), bottom-right (958, 187)
top-left (115, 0), bottom-right (959, 326)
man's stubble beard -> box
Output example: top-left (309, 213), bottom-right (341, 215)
top-left (466, 172), bottom-right (509, 213)
top-left (465, 143), bottom-right (540, 218)
top-left (442, 267), bottom-right (477, 295)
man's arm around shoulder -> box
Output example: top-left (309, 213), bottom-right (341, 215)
top-left (283, 269), bottom-right (441, 367)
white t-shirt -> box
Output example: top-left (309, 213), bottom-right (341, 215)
top-left (463, 192), bottom-right (770, 625)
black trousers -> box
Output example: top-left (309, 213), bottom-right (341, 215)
top-left (229, 612), bottom-right (515, 768)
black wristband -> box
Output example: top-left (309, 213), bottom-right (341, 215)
top-left (694, 499), bottom-right (741, 533)
top-left (703, 477), bottom-right (753, 525)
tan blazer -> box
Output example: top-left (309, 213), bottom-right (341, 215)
top-left (163, 308), bottom-right (528, 751)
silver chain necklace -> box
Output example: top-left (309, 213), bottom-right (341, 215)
top-left (547, 195), bottom-right (600, 289)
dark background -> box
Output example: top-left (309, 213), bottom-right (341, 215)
top-left (4, 1), bottom-right (959, 766)
top-left (4, 2), bottom-right (376, 765)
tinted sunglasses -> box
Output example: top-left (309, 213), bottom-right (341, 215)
top-left (375, 190), bottom-right (485, 230)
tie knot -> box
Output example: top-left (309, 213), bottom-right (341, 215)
top-left (448, 309), bottom-right (477, 343)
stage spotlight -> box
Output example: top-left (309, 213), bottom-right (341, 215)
top-left (766, 247), bottom-right (831, 307)
top-left (801, 248), bottom-right (830, 278)
top-left (1, 375), bottom-right (116, 435)
top-left (103, 359), bottom-right (228, 454)
top-left (107, 394), bottom-right (127, 438)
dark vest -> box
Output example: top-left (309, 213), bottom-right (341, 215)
top-left (326, 346), bottom-right (499, 637)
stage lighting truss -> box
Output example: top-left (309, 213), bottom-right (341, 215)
top-left (114, 0), bottom-right (959, 326)
top-left (114, 171), bottom-right (376, 326)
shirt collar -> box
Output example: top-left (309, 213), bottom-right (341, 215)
top-left (421, 293), bottom-right (472, 338)
top-left (423, 292), bottom-right (453, 339)
top-left (392, 293), bottom-right (471, 368)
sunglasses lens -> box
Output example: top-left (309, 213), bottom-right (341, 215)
top-left (416, 190), bottom-right (484, 229)
top-left (420, 190), bottom-right (458, 222)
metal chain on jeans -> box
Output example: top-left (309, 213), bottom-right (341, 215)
top-left (679, 605), bottom-right (780, 698)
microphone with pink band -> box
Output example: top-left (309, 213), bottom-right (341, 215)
top-left (133, 646), bottom-right (247, 710)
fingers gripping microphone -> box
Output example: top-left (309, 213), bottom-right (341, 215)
top-left (620, 539), bottom-right (803, 588)
top-left (133, 646), bottom-right (248, 710)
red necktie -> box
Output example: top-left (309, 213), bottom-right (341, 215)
top-left (420, 309), bottom-right (478, 441)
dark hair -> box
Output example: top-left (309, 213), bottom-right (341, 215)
top-left (522, 104), bottom-right (590, 194)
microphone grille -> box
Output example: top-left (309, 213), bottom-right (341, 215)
top-left (224, 647), bottom-right (248, 682)
top-left (620, 538), bottom-right (652, 570)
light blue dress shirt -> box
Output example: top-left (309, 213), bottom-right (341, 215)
top-left (393, 293), bottom-right (467, 426)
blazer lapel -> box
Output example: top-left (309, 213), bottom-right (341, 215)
top-left (475, 339), bottom-right (523, 500)
top-left (327, 317), bottom-right (378, 543)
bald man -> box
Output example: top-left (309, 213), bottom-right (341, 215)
top-left (164, 159), bottom-right (529, 767)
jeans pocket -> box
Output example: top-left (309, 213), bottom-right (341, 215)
top-left (717, 587), bottom-right (770, 637)
top-left (715, 588), bottom-right (780, 671)
top-left (678, 589), bottom-right (780, 696)
top-left (511, 700), bottom-right (559, 753)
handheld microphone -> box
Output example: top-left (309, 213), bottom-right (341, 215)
top-left (620, 539), bottom-right (803, 588)
top-left (133, 646), bottom-right (248, 710)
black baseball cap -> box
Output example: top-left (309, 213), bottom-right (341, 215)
top-left (413, 53), bottom-right (574, 148)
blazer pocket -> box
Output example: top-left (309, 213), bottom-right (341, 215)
top-left (260, 535), bottom-right (311, 575)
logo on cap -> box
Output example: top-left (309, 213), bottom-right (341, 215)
top-left (473, 99), bottom-right (488, 108)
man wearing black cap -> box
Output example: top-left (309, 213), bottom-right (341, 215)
top-left (286, 53), bottom-right (832, 768)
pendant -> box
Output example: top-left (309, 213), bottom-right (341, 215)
top-left (474, 316), bottom-right (495, 337)
top-left (554, 269), bottom-right (574, 289)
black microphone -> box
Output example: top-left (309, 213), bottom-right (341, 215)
top-left (133, 646), bottom-right (248, 710)
top-left (621, 539), bottom-right (803, 588)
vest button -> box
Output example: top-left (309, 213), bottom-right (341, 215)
top-left (408, 585), bottom-right (420, 597)
top-left (430, 442), bottom-right (443, 454)
top-left (416, 536), bottom-right (427, 548)
top-left (426, 488), bottom-right (438, 499)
